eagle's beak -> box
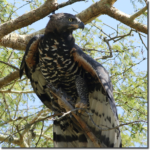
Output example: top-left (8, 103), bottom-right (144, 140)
top-left (78, 22), bottom-right (84, 30)
top-left (69, 22), bottom-right (84, 30)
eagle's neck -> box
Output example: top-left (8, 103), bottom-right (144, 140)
top-left (61, 31), bottom-right (75, 47)
top-left (47, 30), bottom-right (75, 49)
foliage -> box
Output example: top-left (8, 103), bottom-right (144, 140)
top-left (0, 0), bottom-right (147, 148)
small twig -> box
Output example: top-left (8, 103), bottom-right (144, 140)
top-left (137, 31), bottom-right (147, 50)
top-left (0, 116), bottom-right (28, 126)
top-left (95, 37), bottom-right (113, 60)
top-left (91, 22), bottom-right (110, 39)
top-left (9, 79), bottom-right (18, 91)
top-left (117, 23), bottom-right (122, 36)
top-left (0, 61), bottom-right (19, 70)
top-left (116, 99), bottom-right (146, 116)
top-left (104, 37), bottom-right (112, 56)
top-left (111, 58), bottom-right (146, 78)
top-left (82, 48), bottom-right (111, 53)
top-left (53, 108), bottom-right (85, 121)
top-left (72, 8), bottom-right (78, 14)
top-left (103, 23), bottom-right (118, 34)
top-left (36, 133), bottom-right (53, 142)
top-left (7, 50), bottom-right (14, 63)
top-left (35, 121), bottom-right (44, 147)
top-left (0, 90), bottom-right (34, 94)
top-left (2, 93), bottom-right (11, 119)
top-left (10, 2), bottom-right (32, 17)
top-left (108, 29), bottom-right (134, 42)
top-left (43, 124), bottom-right (53, 134)
top-left (57, 0), bottom-right (85, 9)
top-left (15, 125), bottom-right (23, 141)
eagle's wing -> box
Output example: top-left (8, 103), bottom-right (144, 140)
top-left (20, 35), bottom-right (59, 111)
top-left (71, 44), bottom-right (122, 147)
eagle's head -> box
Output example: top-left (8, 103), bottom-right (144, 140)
top-left (45, 13), bottom-right (84, 34)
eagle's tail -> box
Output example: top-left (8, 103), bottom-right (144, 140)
top-left (53, 117), bottom-right (94, 147)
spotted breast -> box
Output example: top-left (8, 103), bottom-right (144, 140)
top-left (38, 32), bottom-right (84, 104)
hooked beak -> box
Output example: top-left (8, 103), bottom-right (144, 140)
top-left (69, 22), bottom-right (84, 30)
top-left (78, 22), bottom-right (84, 29)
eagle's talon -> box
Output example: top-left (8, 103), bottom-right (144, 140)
top-left (75, 102), bottom-right (87, 113)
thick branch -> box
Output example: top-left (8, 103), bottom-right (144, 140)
top-left (0, 29), bottom-right (44, 51)
top-left (77, 0), bottom-right (147, 34)
top-left (0, 0), bottom-right (57, 40)
top-left (130, 5), bottom-right (147, 20)
top-left (80, 1), bottom-right (147, 35)
top-left (76, 0), bottom-right (116, 24)
top-left (104, 6), bottom-right (147, 34)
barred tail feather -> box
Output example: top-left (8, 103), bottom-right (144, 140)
top-left (53, 118), bottom-right (91, 147)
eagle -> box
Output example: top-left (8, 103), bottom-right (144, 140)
top-left (20, 13), bottom-right (122, 147)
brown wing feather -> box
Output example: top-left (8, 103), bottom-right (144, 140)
top-left (71, 44), bottom-right (122, 147)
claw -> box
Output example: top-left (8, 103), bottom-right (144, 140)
top-left (75, 102), bottom-right (87, 113)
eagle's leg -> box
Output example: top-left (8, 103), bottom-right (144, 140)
top-left (75, 75), bottom-right (89, 113)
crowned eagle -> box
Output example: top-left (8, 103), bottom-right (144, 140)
top-left (20, 13), bottom-right (122, 147)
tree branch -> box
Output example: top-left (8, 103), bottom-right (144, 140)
top-left (0, 116), bottom-right (28, 126)
top-left (35, 133), bottom-right (53, 141)
top-left (104, 6), bottom-right (147, 34)
top-left (0, 133), bottom-right (29, 147)
top-left (76, 0), bottom-right (116, 24)
top-left (0, 0), bottom-right (58, 40)
top-left (137, 31), bottom-right (147, 50)
top-left (0, 70), bottom-right (20, 89)
top-left (0, 29), bottom-right (45, 51)
top-left (108, 29), bottom-right (134, 42)
top-left (35, 121), bottom-right (44, 147)
top-left (95, 38), bottom-right (113, 60)
top-left (130, 5), bottom-right (147, 20)
top-left (0, 90), bottom-right (34, 94)
top-left (57, 0), bottom-right (85, 9)
top-left (0, 60), bottom-right (19, 70)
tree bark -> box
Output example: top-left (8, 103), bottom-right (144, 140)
top-left (0, 70), bottom-right (20, 89)
top-left (0, 0), bottom-right (57, 40)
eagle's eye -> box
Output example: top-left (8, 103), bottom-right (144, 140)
top-left (69, 18), bottom-right (73, 22)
